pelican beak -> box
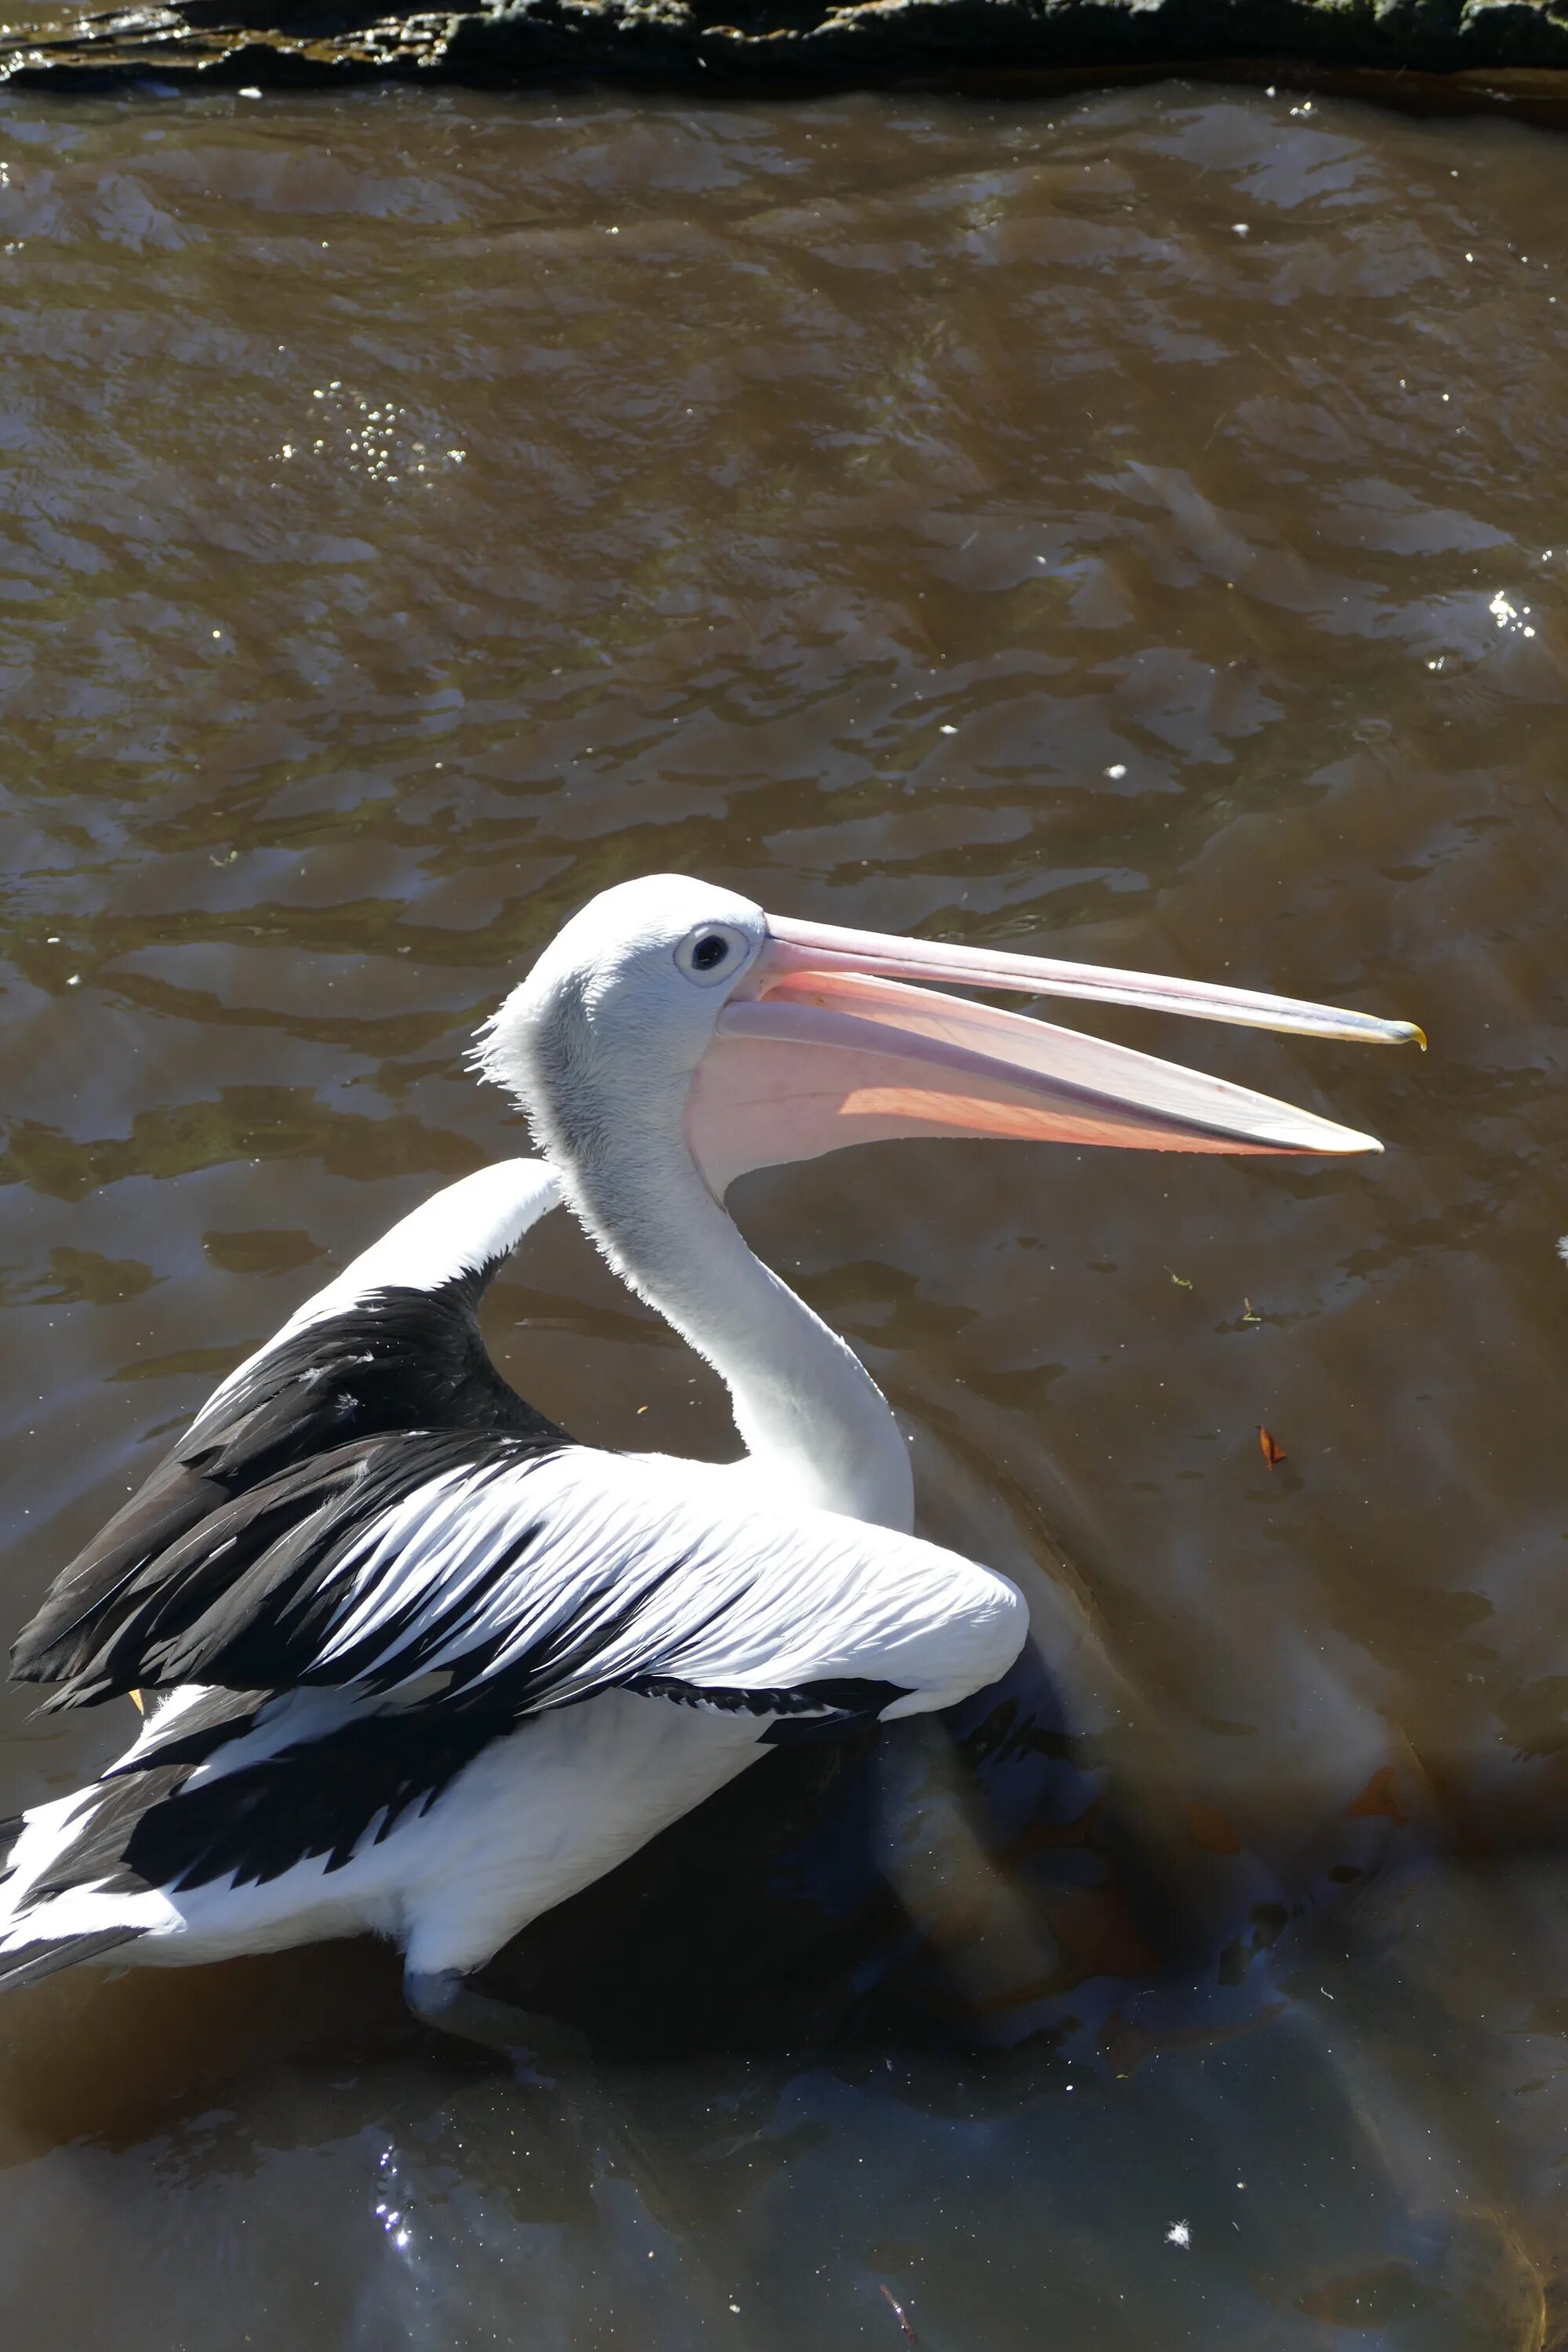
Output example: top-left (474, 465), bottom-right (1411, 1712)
top-left (685, 913), bottom-right (1422, 1194)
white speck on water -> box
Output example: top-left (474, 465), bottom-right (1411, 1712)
top-left (1232, 223), bottom-right (1249, 236)
top-left (939, 724), bottom-right (957, 735)
top-left (1555, 1236), bottom-right (1568, 1267)
top-left (1105, 763), bottom-right (1127, 779)
top-left (238, 85), bottom-right (261, 96)
top-left (66, 975), bottom-right (80, 987)
top-left (1167, 2222), bottom-right (1191, 2249)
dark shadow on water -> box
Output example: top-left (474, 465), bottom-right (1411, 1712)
top-left (0, 1669), bottom-right (1534, 2352)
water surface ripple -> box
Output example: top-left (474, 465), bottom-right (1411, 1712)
top-left (0, 78), bottom-right (1565, 2352)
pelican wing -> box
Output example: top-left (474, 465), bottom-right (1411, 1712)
top-left (11, 1162), bottom-right (565, 1693)
top-left (4, 1432), bottom-right (1024, 1933)
top-left (45, 1436), bottom-right (1025, 1732)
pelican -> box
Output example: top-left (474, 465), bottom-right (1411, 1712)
top-left (0, 875), bottom-right (1420, 2054)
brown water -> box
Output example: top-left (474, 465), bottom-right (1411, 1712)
top-left (0, 71), bottom-right (1565, 2350)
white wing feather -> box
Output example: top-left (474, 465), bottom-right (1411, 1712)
top-left (305, 1446), bottom-right (1028, 1721)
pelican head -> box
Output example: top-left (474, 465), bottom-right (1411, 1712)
top-left (474, 872), bottom-right (1422, 1200)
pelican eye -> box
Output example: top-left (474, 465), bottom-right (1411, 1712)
top-left (674, 923), bottom-right (751, 985)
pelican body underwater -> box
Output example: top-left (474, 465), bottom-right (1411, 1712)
top-left (0, 876), bottom-right (1421, 2053)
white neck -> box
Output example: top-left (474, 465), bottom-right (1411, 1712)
top-left (548, 1118), bottom-right (913, 1534)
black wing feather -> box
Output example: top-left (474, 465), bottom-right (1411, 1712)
top-left (0, 1929), bottom-right (145, 1989)
top-left (31, 1684), bottom-right (520, 1903)
top-left (33, 1432), bottom-right (556, 1711)
top-left (12, 1268), bottom-right (568, 1697)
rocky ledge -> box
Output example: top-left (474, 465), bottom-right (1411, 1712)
top-left (4, 0), bottom-right (1568, 100)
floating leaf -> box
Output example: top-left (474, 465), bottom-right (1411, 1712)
top-left (1258, 1426), bottom-right (1287, 1468)
top-left (1241, 1298), bottom-right (1262, 1324)
top-left (1166, 1267), bottom-right (1193, 1290)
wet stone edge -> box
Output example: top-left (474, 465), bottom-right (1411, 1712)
top-left (2, 0), bottom-right (1568, 108)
